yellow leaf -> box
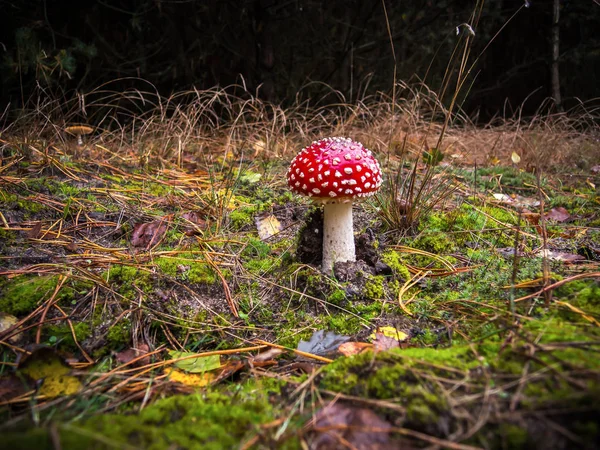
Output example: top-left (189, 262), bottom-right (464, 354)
top-left (511, 151), bottom-right (521, 164)
top-left (165, 367), bottom-right (216, 387)
top-left (256, 214), bottom-right (281, 240)
top-left (369, 326), bottom-right (408, 342)
top-left (19, 348), bottom-right (81, 398)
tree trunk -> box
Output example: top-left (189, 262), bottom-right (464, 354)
top-left (551, 0), bottom-right (563, 111)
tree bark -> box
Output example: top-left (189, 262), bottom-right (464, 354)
top-left (551, 0), bottom-right (562, 111)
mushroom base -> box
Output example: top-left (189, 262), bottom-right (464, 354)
top-left (322, 202), bottom-right (355, 273)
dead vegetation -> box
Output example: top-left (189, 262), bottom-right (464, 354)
top-left (0, 81), bottom-right (599, 449)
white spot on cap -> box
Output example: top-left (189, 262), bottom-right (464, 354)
top-left (345, 189), bottom-right (353, 195)
top-left (344, 167), bottom-right (353, 175)
top-left (364, 182), bottom-right (371, 188)
top-left (322, 182), bottom-right (329, 187)
top-left (309, 177), bottom-right (315, 183)
top-left (324, 170), bottom-right (331, 176)
top-left (333, 182), bottom-right (338, 188)
top-left (356, 165), bottom-right (362, 172)
top-left (332, 157), bottom-right (340, 165)
top-left (312, 188), bottom-right (321, 194)
top-left (335, 170), bottom-right (342, 178)
top-left (344, 153), bottom-right (352, 160)
top-left (329, 192), bottom-right (337, 197)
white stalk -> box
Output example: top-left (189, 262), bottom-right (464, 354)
top-left (322, 201), bottom-right (355, 273)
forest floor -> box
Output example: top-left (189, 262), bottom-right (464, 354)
top-left (1, 88), bottom-right (600, 449)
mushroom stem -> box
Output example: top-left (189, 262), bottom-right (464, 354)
top-left (322, 201), bottom-right (355, 273)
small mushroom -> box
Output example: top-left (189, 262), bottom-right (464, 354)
top-left (287, 137), bottom-right (383, 273)
top-left (64, 125), bottom-right (94, 146)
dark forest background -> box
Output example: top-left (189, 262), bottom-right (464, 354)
top-left (0, 0), bottom-right (599, 121)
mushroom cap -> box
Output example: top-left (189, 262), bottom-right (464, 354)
top-left (287, 137), bottom-right (382, 202)
top-left (64, 125), bottom-right (94, 136)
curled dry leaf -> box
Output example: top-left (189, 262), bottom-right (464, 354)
top-left (115, 343), bottom-right (151, 367)
top-left (310, 402), bottom-right (402, 450)
top-left (535, 249), bottom-right (586, 263)
top-left (338, 342), bottom-right (373, 356)
top-left (180, 211), bottom-right (207, 235)
top-left (27, 221), bottom-right (43, 239)
top-left (132, 219), bottom-right (169, 248)
top-left (543, 207), bottom-right (570, 223)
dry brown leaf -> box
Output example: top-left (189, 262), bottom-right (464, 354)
top-left (310, 402), bottom-right (402, 450)
top-left (338, 342), bottom-right (373, 356)
top-left (181, 211), bottom-right (207, 235)
top-left (27, 221), bottom-right (42, 239)
top-left (115, 343), bottom-right (151, 367)
top-left (132, 219), bottom-right (169, 248)
top-left (543, 207), bottom-right (570, 223)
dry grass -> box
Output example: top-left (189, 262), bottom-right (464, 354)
top-left (1, 78), bottom-right (599, 448)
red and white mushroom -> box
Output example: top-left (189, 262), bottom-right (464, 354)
top-left (287, 137), bottom-right (383, 273)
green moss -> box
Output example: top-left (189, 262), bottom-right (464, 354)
top-left (0, 275), bottom-right (70, 316)
top-left (46, 322), bottom-right (91, 348)
top-left (363, 275), bottom-right (385, 300)
top-left (229, 207), bottom-right (256, 230)
top-left (241, 238), bottom-right (278, 274)
top-left (106, 319), bottom-right (131, 349)
top-left (321, 349), bottom-right (451, 426)
top-left (154, 255), bottom-right (217, 284)
top-left (380, 250), bottom-right (411, 280)
top-left (326, 314), bottom-right (362, 335)
top-left (104, 265), bottom-right (153, 299)
top-left (494, 423), bottom-right (529, 449)
top-left (326, 288), bottom-right (346, 305)
top-left (3, 381), bottom-right (298, 450)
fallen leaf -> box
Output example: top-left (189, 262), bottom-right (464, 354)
top-left (543, 207), bottom-right (570, 223)
top-left (180, 211), bottom-right (207, 235)
top-left (255, 214), bottom-right (282, 240)
top-left (166, 359), bottom-right (244, 387)
top-left (492, 193), bottom-right (540, 208)
top-left (369, 326), bottom-right (408, 342)
top-left (251, 348), bottom-right (284, 363)
top-left (298, 330), bottom-right (350, 357)
top-left (310, 402), bottom-right (400, 450)
top-left (511, 151), bottom-right (521, 164)
top-left (115, 343), bottom-right (150, 367)
top-left (586, 178), bottom-right (596, 189)
top-left (132, 219), bottom-right (168, 248)
top-left (0, 312), bottom-right (22, 344)
top-left (168, 350), bottom-right (221, 373)
top-left (534, 249), bottom-right (586, 263)
top-left (18, 347), bottom-right (81, 398)
top-left (338, 342), bottom-right (373, 356)
top-left (27, 221), bottom-right (42, 239)
top-left (373, 333), bottom-right (402, 352)
top-left (0, 373), bottom-right (32, 403)
top-left (165, 367), bottom-right (216, 387)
